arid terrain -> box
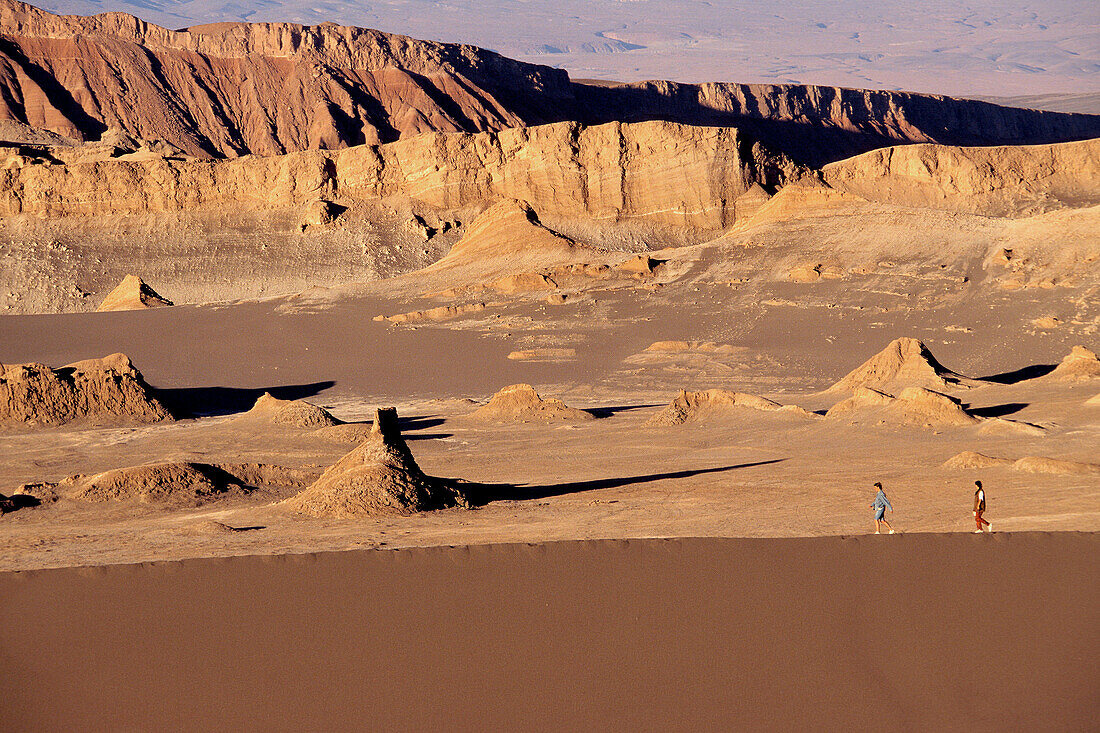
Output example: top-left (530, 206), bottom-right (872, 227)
top-left (0, 2), bottom-right (1097, 729)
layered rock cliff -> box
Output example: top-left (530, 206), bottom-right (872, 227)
top-left (823, 138), bottom-right (1100, 217)
top-left (0, 120), bottom-right (802, 229)
top-left (0, 0), bottom-right (1096, 166)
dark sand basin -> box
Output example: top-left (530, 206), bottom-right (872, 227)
top-left (1, 533), bottom-right (1095, 730)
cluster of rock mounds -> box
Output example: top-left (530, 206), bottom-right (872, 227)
top-left (0, 353), bottom-right (170, 428)
top-left (944, 452), bottom-right (1100, 476)
top-left (645, 338), bottom-right (1097, 432)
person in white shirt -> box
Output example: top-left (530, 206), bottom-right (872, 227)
top-left (973, 480), bottom-right (991, 533)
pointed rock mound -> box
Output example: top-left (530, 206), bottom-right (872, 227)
top-left (1, 353), bottom-right (170, 427)
top-left (826, 338), bottom-right (969, 393)
top-left (1045, 346), bottom-right (1100, 382)
top-left (436, 201), bottom-right (580, 265)
top-left (648, 389), bottom-right (816, 426)
top-left (236, 393), bottom-right (339, 428)
top-left (284, 408), bottom-right (469, 517)
top-left (96, 275), bottom-right (173, 312)
top-left (826, 386), bottom-right (979, 428)
top-left (469, 384), bottom-right (593, 423)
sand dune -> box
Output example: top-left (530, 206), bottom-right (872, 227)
top-left (0, 535), bottom-right (1094, 730)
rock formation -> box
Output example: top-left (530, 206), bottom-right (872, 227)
top-left (942, 452), bottom-right (1013, 469)
top-left (236, 392), bottom-right (339, 428)
top-left (469, 384), bottom-right (593, 423)
top-left (1045, 346), bottom-right (1100, 382)
top-left (69, 462), bottom-right (252, 505)
top-left (0, 353), bottom-right (170, 427)
top-left (96, 275), bottom-right (173, 312)
top-left (944, 452), bottom-right (1100, 475)
top-left (648, 388), bottom-right (815, 426)
top-left (284, 407), bottom-right (469, 517)
top-left (826, 338), bottom-right (970, 394)
top-left (25, 460), bottom-right (313, 506)
top-left (823, 139), bottom-right (1100, 217)
top-left (0, 120), bottom-right (801, 232)
top-left (826, 386), bottom-right (979, 428)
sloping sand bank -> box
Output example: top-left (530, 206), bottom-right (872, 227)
top-left (0, 534), bottom-right (1094, 730)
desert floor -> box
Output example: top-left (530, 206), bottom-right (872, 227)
top-left (2, 277), bottom-right (1097, 571)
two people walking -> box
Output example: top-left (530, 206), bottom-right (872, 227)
top-left (867, 480), bottom-right (993, 534)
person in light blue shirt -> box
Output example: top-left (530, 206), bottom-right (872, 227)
top-left (868, 481), bottom-right (896, 534)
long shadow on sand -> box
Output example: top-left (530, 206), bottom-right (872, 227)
top-left (155, 381), bottom-right (336, 418)
top-left (967, 402), bottom-right (1029, 418)
top-left (459, 459), bottom-right (786, 504)
top-left (587, 404), bottom-right (664, 419)
top-left (980, 364), bottom-right (1056, 384)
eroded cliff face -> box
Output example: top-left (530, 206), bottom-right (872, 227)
top-left (0, 0), bottom-right (1096, 166)
top-left (0, 0), bottom-right (569, 156)
top-left (0, 120), bottom-right (802, 229)
top-left (822, 139), bottom-right (1100, 217)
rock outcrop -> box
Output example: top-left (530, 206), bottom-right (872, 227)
top-left (942, 452), bottom-right (1013, 470)
top-left (283, 407), bottom-right (469, 516)
top-left (0, 353), bottom-right (170, 427)
top-left (1045, 346), bottom-right (1100, 382)
top-left (24, 460), bottom-right (314, 506)
top-left (944, 452), bottom-right (1100, 475)
top-left (470, 384), bottom-right (593, 423)
top-left (823, 139), bottom-right (1100, 217)
top-left (826, 386), bottom-right (980, 428)
top-left (69, 462), bottom-right (252, 505)
top-left (648, 388), bottom-right (816, 426)
top-left (236, 392), bottom-right (339, 428)
top-left (96, 275), bottom-right (173, 312)
top-left (0, 120), bottom-right (802, 232)
top-left (826, 338), bottom-right (970, 394)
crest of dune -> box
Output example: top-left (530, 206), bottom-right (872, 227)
top-left (96, 275), bottom-right (174, 312)
top-left (283, 407), bottom-right (469, 517)
top-left (0, 353), bottom-right (170, 427)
